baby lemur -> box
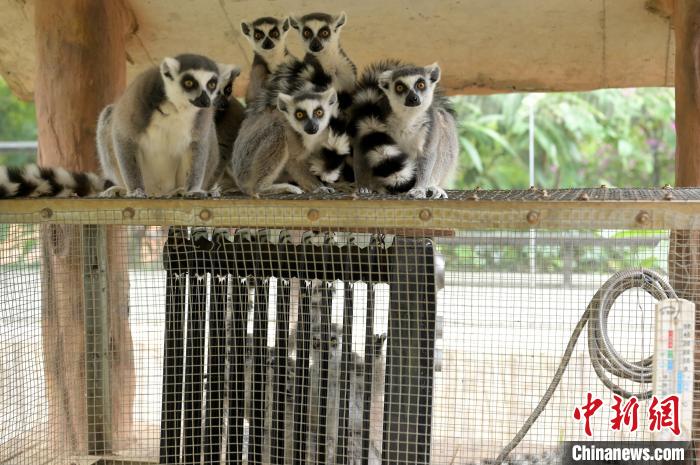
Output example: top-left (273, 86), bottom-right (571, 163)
top-left (241, 16), bottom-right (294, 104)
top-left (349, 60), bottom-right (458, 198)
top-left (231, 87), bottom-right (349, 196)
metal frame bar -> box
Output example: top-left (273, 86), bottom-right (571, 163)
top-left (82, 224), bottom-right (112, 455)
top-left (2, 196), bottom-right (700, 230)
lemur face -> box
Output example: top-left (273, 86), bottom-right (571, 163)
top-left (290, 12), bottom-right (346, 54)
top-left (277, 88), bottom-right (338, 136)
top-left (241, 17), bottom-right (290, 53)
top-left (378, 64), bottom-right (441, 114)
top-left (160, 54), bottom-right (221, 109)
top-left (213, 64), bottom-right (241, 109)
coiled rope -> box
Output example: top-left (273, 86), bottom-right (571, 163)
top-left (496, 269), bottom-right (678, 463)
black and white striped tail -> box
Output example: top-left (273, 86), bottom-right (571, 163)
top-left (0, 164), bottom-right (112, 198)
top-left (309, 119), bottom-right (354, 184)
top-left (349, 86), bottom-right (416, 193)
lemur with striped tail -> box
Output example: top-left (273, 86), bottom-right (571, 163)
top-left (349, 60), bottom-right (458, 198)
top-left (0, 54), bottom-right (235, 199)
top-left (244, 12), bottom-right (356, 187)
top-left (240, 16), bottom-right (296, 104)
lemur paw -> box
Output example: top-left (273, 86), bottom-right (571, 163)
top-left (313, 186), bottom-right (335, 195)
top-left (184, 189), bottom-right (208, 199)
top-left (281, 185), bottom-right (304, 195)
top-left (99, 186), bottom-right (128, 198)
top-left (408, 186), bottom-right (448, 199)
top-left (126, 188), bottom-right (147, 198)
top-left (426, 186), bottom-right (448, 199)
top-left (208, 186), bottom-right (222, 198)
top-left (355, 187), bottom-right (374, 195)
top-left (407, 187), bottom-right (428, 199)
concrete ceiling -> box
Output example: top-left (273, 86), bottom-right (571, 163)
top-left (0, 0), bottom-right (674, 101)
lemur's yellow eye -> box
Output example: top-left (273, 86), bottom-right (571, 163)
top-left (207, 79), bottom-right (217, 90)
top-left (270, 29), bottom-right (279, 38)
top-left (295, 111), bottom-right (305, 120)
top-left (254, 31), bottom-right (263, 40)
top-left (395, 84), bottom-right (404, 93)
top-left (416, 80), bottom-right (426, 90)
top-left (319, 29), bottom-right (330, 38)
top-left (184, 79), bottom-right (195, 89)
top-left (314, 109), bottom-right (324, 118)
top-left (303, 28), bottom-right (312, 38)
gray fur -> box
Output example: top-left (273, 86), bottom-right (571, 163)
top-left (96, 53), bottom-right (224, 197)
top-left (241, 16), bottom-right (294, 104)
top-left (351, 61), bottom-right (458, 198)
top-left (231, 88), bottom-right (341, 196)
top-left (212, 66), bottom-right (245, 192)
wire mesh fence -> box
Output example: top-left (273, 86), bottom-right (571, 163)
top-left (0, 189), bottom-right (698, 464)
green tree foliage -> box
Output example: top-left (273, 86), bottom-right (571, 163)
top-left (451, 88), bottom-right (676, 189)
top-left (0, 77), bottom-right (37, 165)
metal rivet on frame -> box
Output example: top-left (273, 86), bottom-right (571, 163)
top-left (199, 209), bottom-right (212, 221)
top-left (635, 211), bottom-right (650, 226)
top-left (526, 211), bottom-right (540, 225)
top-left (122, 207), bottom-right (135, 220)
top-left (419, 209), bottom-right (432, 221)
top-left (307, 209), bottom-right (320, 222)
top-left (40, 207), bottom-right (53, 219)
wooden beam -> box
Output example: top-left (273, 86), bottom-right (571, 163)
top-left (671, 0), bottom-right (700, 452)
top-left (646, 0), bottom-right (674, 19)
top-left (34, 0), bottom-right (135, 454)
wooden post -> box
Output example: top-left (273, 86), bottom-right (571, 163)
top-left (671, 0), bottom-right (700, 454)
top-left (34, 0), bottom-right (135, 454)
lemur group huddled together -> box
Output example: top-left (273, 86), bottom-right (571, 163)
top-left (0, 12), bottom-right (458, 200)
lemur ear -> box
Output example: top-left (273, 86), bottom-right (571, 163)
top-left (426, 63), bottom-right (441, 84)
top-left (334, 12), bottom-right (347, 31)
top-left (378, 71), bottom-right (392, 92)
top-left (323, 87), bottom-right (338, 107)
top-left (218, 64), bottom-right (240, 83)
top-left (289, 16), bottom-right (301, 30)
top-left (277, 93), bottom-right (293, 113)
top-left (241, 22), bottom-right (251, 37)
top-left (160, 57), bottom-right (179, 80)
top-left (281, 17), bottom-right (291, 32)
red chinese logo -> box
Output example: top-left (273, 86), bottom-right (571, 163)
top-left (573, 393), bottom-right (681, 436)
top-left (648, 395), bottom-right (680, 436)
top-left (611, 395), bottom-right (639, 432)
top-left (573, 393), bottom-right (604, 437)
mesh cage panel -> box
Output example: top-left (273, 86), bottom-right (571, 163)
top-left (0, 190), bottom-right (698, 465)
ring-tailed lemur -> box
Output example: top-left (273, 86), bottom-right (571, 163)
top-left (349, 60), bottom-right (458, 198)
top-left (97, 54), bottom-right (234, 198)
top-left (0, 55), bottom-right (232, 199)
top-left (244, 12), bottom-right (356, 186)
top-left (289, 12), bottom-right (356, 110)
top-left (240, 16), bottom-right (295, 104)
top-left (308, 320), bottom-right (343, 465)
top-left (230, 87), bottom-right (349, 196)
top-left (0, 164), bottom-right (112, 198)
top-left (348, 333), bottom-right (387, 465)
top-left (212, 66), bottom-right (244, 192)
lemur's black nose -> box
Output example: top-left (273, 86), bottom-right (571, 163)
top-left (309, 38), bottom-right (323, 52)
top-left (304, 121), bottom-right (319, 134)
top-left (191, 92), bottom-right (210, 108)
top-left (262, 38), bottom-right (274, 50)
top-left (405, 91), bottom-right (420, 107)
